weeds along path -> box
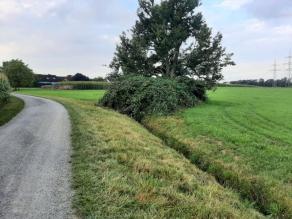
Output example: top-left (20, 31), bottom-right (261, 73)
top-left (143, 87), bottom-right (292, 218)
top-left (0, 96), bottom-right (24, 126)
top-left (16, 89), bottom-right (263, 218)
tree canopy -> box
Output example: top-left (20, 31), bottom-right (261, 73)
top-left (70, 73), bottom-right (90, 81)
top-left (1, 59), bottom-right (34, 89)
top-left (109, 0), bottom-right (234, 88)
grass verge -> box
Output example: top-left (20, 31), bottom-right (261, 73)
top-left (17, 89), bottom-right (263, 218)
top-left (0, 96), bottom-right (24, 126)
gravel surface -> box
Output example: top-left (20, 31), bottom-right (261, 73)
top-left (0, 94), bottom-right (72, 219)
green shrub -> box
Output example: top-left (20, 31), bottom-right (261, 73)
top-left (176, 76), bottom-right (207, 101)
top-left (57, 81), bottom-right (110, 90)
top-left (0, 73), bottom-right (11, 104)
top-left (100, 75), bottom-right (202, 121)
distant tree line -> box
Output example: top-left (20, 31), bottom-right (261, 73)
top-left (35, 73), bottom-right (106, 83)
top-left (230, 78), bottom-right (292, 87)
top-left (1, 59), bottom-right (107, 89)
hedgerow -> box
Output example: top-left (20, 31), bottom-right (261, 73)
top-left (100, 75), bottom-right (204, 121)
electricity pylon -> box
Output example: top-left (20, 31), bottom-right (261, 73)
top-left (284, 51), bottom-right (292, 86)
top-left (271, 60), bottom-right (280, 87)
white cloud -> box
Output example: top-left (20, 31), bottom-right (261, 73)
top-left (219, 0), bottom-right (252, 10)
top-left (274, 25), bottom-right (292, 35)
top-left (0, 0), bottom-right (22, 20)
top-left (0, 0), bottom-right (67, 20)
top-left (244, 19), bottom-right (266, 32)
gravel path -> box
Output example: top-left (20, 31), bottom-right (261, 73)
top-left (0, 94), bottom-right (72, 219)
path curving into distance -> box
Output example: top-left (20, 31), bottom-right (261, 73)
top-left (0, 94), bottom-right (72, 219)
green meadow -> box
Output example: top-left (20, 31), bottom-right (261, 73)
top-left (145, 87), bottom-right (292, 217)
top-left (18, 89), bottom-right (105, 101)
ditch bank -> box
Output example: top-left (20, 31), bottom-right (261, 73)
top-left (143, 119), bottom-right (291, 218)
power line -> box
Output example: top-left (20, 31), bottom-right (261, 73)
top-left (270, 60), bottom-right (280, 87)
top-left (284, 50), bottom-right (292, 86)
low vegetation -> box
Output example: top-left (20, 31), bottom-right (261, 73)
top-left (0, 96), bottom-right (24, 126)
top-left (18, 88), bottom-right (263, 218)
top-left (0, 72), bottom-right (24, 126)
top-left (144, 87), bottom-right (292, 217)
top-left (0, 73), bottom-right (11, 104)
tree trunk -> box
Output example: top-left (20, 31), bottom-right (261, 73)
top-left (170, 46), bottom-right (180, 78)
top-left (165, 60), bottom-right (171, 77)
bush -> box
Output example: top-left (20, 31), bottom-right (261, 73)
top-left (176, 76), bottom-right (207, 101)
top-left (0, 73), bottom-right (11, 104)
top-left (56, 81), bottom-right (110, 90)
top-left (100, 75), bottom-right (203, 121)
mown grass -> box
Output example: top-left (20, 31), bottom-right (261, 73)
top-left (18, 88), bottom-right (263, 218)
top-left (0, 96), bottom-right (24, 126)
top-left (144, 87), bottom-right (292, 218)
top-left (19, 88), bottom-right (105, 101)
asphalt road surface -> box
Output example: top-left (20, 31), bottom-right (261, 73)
top-left (0, 94), bottom-right (72, 219)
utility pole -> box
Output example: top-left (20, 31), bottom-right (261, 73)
top-left (271, 60), bottom-right (280, 87)
top-left (284, 51), bottom-right (292, 86)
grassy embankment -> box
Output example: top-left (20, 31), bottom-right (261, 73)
top-left (144, 87), bottom-right (292, 217)
top-left (0, 96), bottom-right (24, 126)
top-left (18, 88), bottom-right (262, 218)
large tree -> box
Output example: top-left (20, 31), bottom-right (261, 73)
top-left (71, 73), bottom-right (90, 81)
top-left (1, 59), bottom-right (34, 90)
top-left (109, 0), bottom-right (234, 88)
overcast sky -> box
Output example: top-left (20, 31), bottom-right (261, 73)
top-left (0, 0), bottom-right (291, 81)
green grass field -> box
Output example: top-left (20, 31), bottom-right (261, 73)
top-left (0, 96), bottom-right (24, 126)
top-left (17, 88), bottom-right (263, 218)
top-left (144, 87), bottom-right (292, 217)
top-left (19, 89), bottom-right (105, 101)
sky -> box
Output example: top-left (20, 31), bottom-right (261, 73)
top-left (0, 0), bottom-right (291, 81)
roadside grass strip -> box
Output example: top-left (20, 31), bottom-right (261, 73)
top-left (0, 96), bottom-right (24, 126)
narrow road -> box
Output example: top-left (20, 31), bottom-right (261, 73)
top-left (0, 94), bottom-right (72, 219)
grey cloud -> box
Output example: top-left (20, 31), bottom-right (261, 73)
top-left (245, 0), bottom-right (292, 19)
